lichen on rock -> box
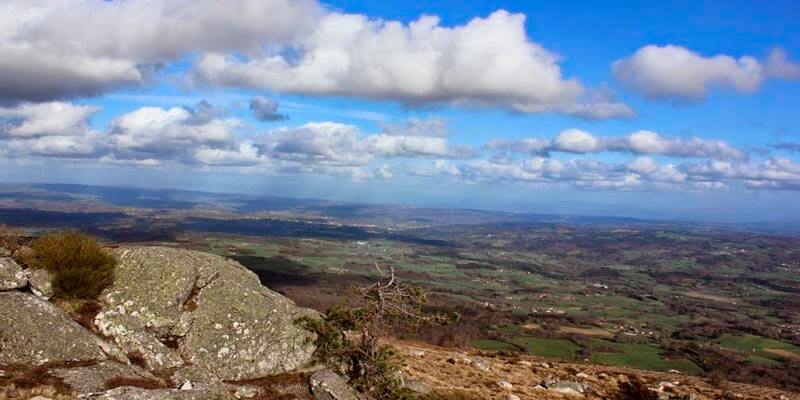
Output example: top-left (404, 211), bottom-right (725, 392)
top-left (0, 257), bottom-right (26, 291)
top-left (0, 292), bottom-right (107, 365)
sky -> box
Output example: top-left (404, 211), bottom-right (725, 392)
top-left (1, 0), bottom-right (799, 223)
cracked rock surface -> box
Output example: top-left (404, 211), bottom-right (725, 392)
top-left (0, 291), bottom-right (108, 365)
top-left (98, 247), bottom-right (317, 380)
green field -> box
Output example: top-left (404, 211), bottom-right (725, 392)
top-left (507, 336), bottom-right (581, 359)
top-left (718, 334), bottom-right (800, 363)
top-left (584, 340), bottom-right (702, 374)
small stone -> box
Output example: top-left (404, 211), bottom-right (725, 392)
top-left (517, 360), bottom-right (532, 367)
top-left (507, 395), bottom-right (521, 400)
top-left (234, 385), bottom-right (260, 398)
top-left (473, 358), bottom-right (490, 371)
top-left (26, 268), bottom-right (54, 299)
top-left (409, 349), bottom-right (426, 357)
top-left (539, 362), bottom-right (550, 368)
top-left (598, 373), bottom-right (609, 380)
top-left (576, 372), bottom-right (589, 379)
top-left (497, 381), bottom-right (513, 390)
top-left (668, 369), bottom-right (681, 374)
top-left (180, 380), bottom-right (194, 390)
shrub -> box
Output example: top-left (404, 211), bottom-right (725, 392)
top-left (25, 231), bottom-right (116, 299)
top-left (0, 224), bottom-right (23, 257)
top-left (299, 266), bottom-right (455, 400)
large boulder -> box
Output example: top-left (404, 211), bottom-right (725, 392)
top-left (0, 257), bottom-right (26, 291)
top-left (97, 247), bottom-right (317, 380)
top-left (0, 292), bottom-right (107, 365)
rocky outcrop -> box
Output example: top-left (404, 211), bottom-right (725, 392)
top-left (0, 257), bottom-right (26, 291)
top-left (0, 246), bottom-right (327, 399)
top-left (0, 292), bottom-right (107, 365)
top-left (96, 247), bottom-right (317, 380)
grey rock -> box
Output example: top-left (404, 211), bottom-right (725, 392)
top-left (497, 380), bottom-right (513, 389)
top-left (52, 360), bottom-right (156, 393)
top-left (309, 369), bottom-right (363, 400)
top-left (170, 365), bottom-right (224, 390)
top-left (0, 292), bottom-right (107, 365)
top-left (0, 257), bottom-right (26, 290)
top-left (402, 378), bottom-right (431, 395)
top-left (472, 358), bottom-right (491, 371)
top-left (100, 247), bottom-right (316, 380)
top-left (94, 311), bottom-right (185, 372)
top-left (232, 385), bottom-right (260, 399)
top-left (548, 380), bottom-right (587, 396)
top-left (79, 386), bottom-right (232, 400)
top-left (26, 267), bottom-right (54, 299)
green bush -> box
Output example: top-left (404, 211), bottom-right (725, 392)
top-left (26, 231), bottom-right (116, 299)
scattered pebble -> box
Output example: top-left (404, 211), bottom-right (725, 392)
top-left (497, 381), bottom-right (513, 390)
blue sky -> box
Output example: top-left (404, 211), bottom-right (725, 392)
top-left (1, 0), bottom-right (799, 222)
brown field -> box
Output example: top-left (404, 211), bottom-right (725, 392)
top-left (558, 326), bottom-right (615, 338)
top-left (684, 291), bottom-right (739, 304)
top-left (763, 348), bottom-right (800, 360)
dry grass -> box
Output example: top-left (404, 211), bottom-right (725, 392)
top-left (392, 340), bottom-right (800, 400)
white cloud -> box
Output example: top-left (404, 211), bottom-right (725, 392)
top-left (607, 130), bottom-right (747, 160)
top-left (487, 129), bottom-right (746, 160)
top-left (0, 0), bottom-right (322, 102)
top-left (612, 45), bottom-right (764, 100)
top-left (626, 157), bottom-right (658, 174)
top-left (108, 105), bottom-right (239, 160)
top-left (553, 129), bottom-right (601, 153)
top-left (0, 102), bottom-right (99, 138)
top-left (196, 11), bottom-right (630, 119)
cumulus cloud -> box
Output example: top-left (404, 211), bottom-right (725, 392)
top-left (0, 102), bottom-right (99, 138)
top-left (256, 120), bottom-right (473, 165)
top-left (196, 11), bottom-right (630, 119)
top-left (613, 45), bottom-right (764, 101)
top-left (0, 0), bottom-right (322, 102)
top-left (249, 97), bottom-right (288, 122)
top-left (553, 129), bottom-right (601, 153)
top-left (605, 130), bottom-right (747, 160)
top-left (107, 103), bottom-right (240, 161)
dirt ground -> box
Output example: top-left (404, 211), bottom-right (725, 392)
top-left (394, 340), bottom-right (800, 400)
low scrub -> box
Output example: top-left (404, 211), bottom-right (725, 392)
top-left (25, 231), bottom-right (116, 299)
